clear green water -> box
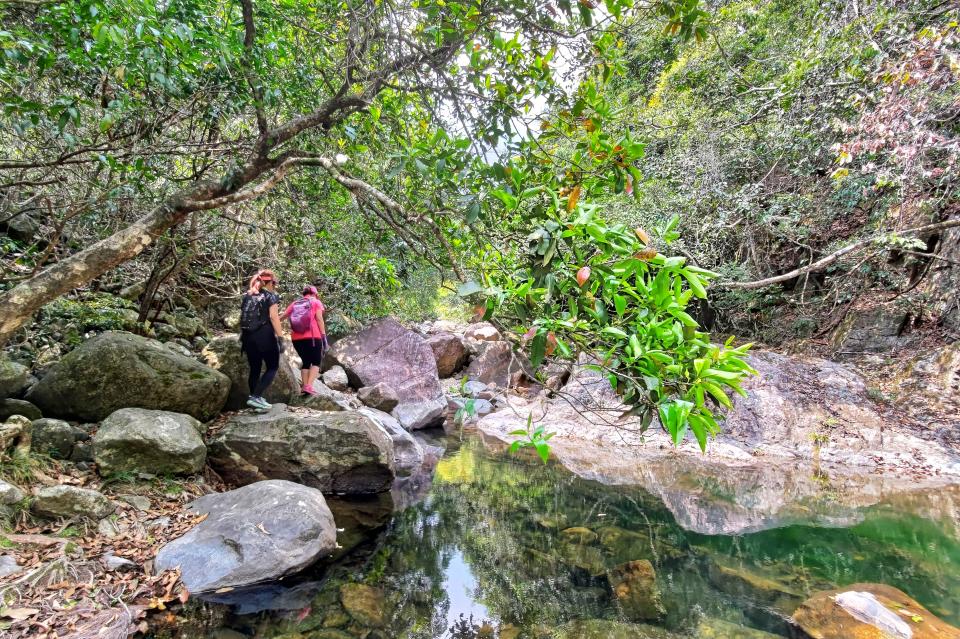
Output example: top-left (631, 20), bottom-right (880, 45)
top-left (196, 435), bottom-right (960, 638)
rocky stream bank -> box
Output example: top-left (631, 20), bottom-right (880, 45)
top-left (1, 308), bottom-right (958, 638)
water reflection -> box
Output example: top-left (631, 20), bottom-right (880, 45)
top-left (190, 435), bottom-right (960, 638)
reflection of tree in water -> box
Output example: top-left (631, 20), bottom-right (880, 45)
top-left (249, 437), bottom-right (960, 637)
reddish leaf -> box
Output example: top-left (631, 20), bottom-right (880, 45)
top-left (576, 266), bottom-right (591, 286)
top-left (566, 184), bottom-right (581, 212)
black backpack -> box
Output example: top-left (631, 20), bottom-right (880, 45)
top-left (240, 293), bottom-right (269, 332)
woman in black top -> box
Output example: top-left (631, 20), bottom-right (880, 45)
top-left (239, 269), bottom-right (284, 409)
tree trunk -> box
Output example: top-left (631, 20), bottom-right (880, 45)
top-left (0, 201), bottom-right (186, 345)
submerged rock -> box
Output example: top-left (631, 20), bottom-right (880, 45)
top-left (325, 318), bottom-right (445, 430)
top-left (27, 331), bottom-right (230, 422)
top-left (208, 407), bottom-right (396, 494)
top-left (93, 408), bottom-right (206, 476)
top-left (608, 559), bottom-right (666, 621)
top-left (340, 583), bottom-right (388, 627)
top-left (155, 480), bottom-right (337, 593)
top-left (792, 583), bottom-right (960, 639)
top-left (553, 619), bottom-right (676, 639)
top-left (696, 618), bottom-right (781, 638)
top-left (32, 485), bottom-right (114, 519)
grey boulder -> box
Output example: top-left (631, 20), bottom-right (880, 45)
top-left (32, 485), bottom-right (114, 519)
top-left (0, 358), bottom-right (29, 399)
top-left (32, 418), bottom-right (88, 459)
top-left (208, 407), bottom-right (396, 494)
top-left (325, 318), bottom-right (445, 430)
top-left (357, 407), bottom-right (424, 478)
top-left (93, 408), bottom-right (206, 476)
top-left (0, 398), bottom-right (42, 422)
top-left (357, 383), bottom-right (400, 413)
top-left (321, 365), bottom-right (350, 391)
top-left (26, 331), bottom-right (230, 422)
top-left (201, 334), bottom-right (301, 410)
top-left (0, 480), bottom-right (25, 505)
top-left (155, 480), bottom-right (337, 593)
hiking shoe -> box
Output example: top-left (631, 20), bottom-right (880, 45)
top-left (253, 396), bottom-right (272, 410)
top-left (246, 396), bottom-right (263, 409)
top-left (303, 384), bottom-right (320, 396)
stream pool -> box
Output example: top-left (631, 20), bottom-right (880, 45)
top-left (183, 433), bottom-right (960, 638)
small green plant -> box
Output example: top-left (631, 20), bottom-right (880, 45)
top-left (57, 526), bottom-right (81, 538)
top-left (454, 398), bottom-right (478, 426)
top-left (508, 415), bottom-right (556, 464)
top-left (0, 535), bottom-right (15, 549)
top-left (99, 470), bottom-right (137, 488)
top-left (0, 452), bottom-right (58, 486)
top-left (866, 387), bottom-right (887, 402)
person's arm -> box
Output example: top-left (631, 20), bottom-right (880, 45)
top-left (269, 304), bottom-right (283, 338)
top-left (315, 304), bottom-right (326, 336)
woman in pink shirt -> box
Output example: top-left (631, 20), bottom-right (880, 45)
top-left (282, 285), bottom-right (327, 395)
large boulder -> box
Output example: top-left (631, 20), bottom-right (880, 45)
top-left (201, 334), bottom-right (301, 410)
top-left (0, 399), bottom-right (41, 422)
top-left (425, 333), bottom-right (468, 378)
top-left (32, 418), bottom-right (88, 459)
top-left (155, 480), bottom-right (337, 593)
top-left (325, 318), bottom-right (445, 430)
top-left (27, 332), bottom-right (230, 422)
top-left (0, 358), bottom-right (29, 399)
top-left (32, 486), bottom-right (114, 519)
top-left (792, 583), bottom-right (960, 639)
top-left (93, 408), bottom-right (206, 476)
top-left (464, 341), bottom-right (532, 388)
top-left (208, 407), bottom-right (396, 494)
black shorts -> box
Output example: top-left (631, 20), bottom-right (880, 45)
top-left (293, 339), bottom-right (324, 368)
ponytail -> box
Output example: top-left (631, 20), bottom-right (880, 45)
top-left (247, 269), bottom-right (276, 295)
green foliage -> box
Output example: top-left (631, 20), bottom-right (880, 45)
top-left (487, 207), bottom-right (755, 449)
top-left (37, 293), bottom-right (135, 345)
top-left (508, 415), bottom-right (556, 463)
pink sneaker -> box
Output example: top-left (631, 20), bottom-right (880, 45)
top-left (303, 384), bottom-right (320, 396)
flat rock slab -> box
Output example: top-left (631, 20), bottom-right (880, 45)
top-left (155, 480), bottom-right (336, 593)
top-left (32, 485), bottom-right (114, 520)
top-left (208, 407), bottom-right (396, 494)
top-left (27, 331), bottom-right (230, 422)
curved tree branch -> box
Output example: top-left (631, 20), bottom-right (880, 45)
top-left (721, 219), bottom-right (960, 290)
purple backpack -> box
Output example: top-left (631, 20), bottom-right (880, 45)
top-left (289, 298), bottom-right (314, 333)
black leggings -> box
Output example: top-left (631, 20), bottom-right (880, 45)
top-left (293, 339), bottom-right (324, 368)
top-left (241, 326), bottom-right (280, 397)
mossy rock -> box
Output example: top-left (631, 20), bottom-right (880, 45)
top-left (26, 331), bottom-right (230, 422)
top-left (339, 583), bottom-right (388, 627)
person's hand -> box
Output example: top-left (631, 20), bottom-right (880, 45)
top-left (321, 335), bottom-right (329, 350)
